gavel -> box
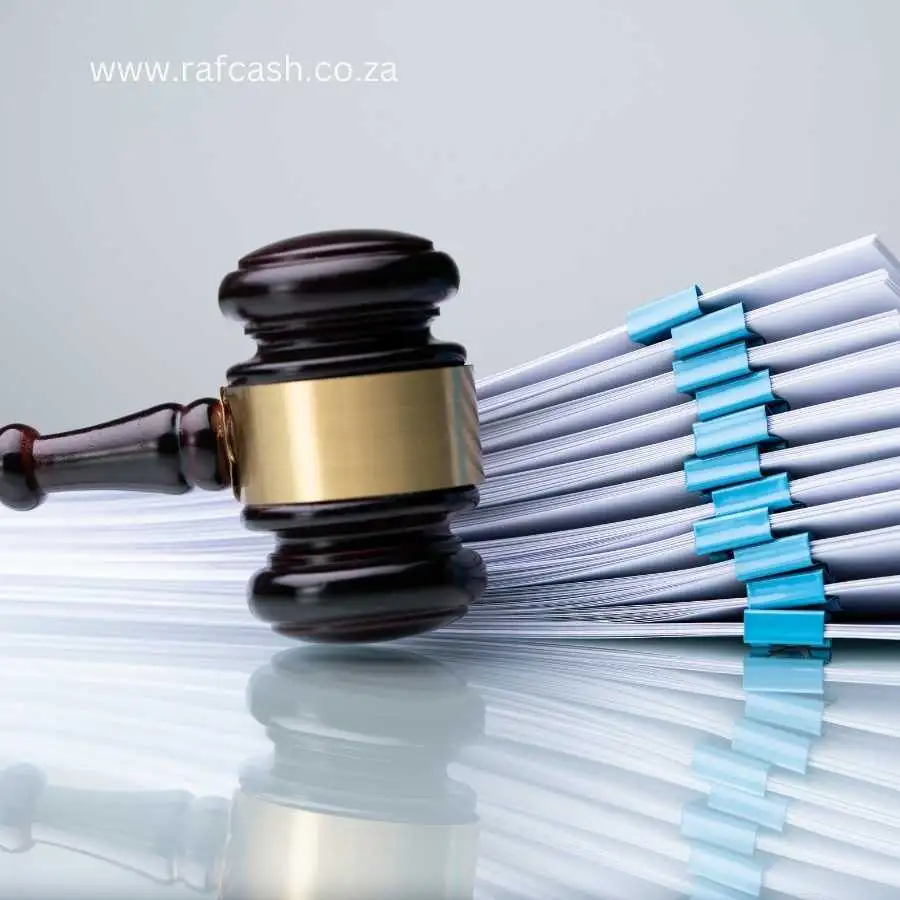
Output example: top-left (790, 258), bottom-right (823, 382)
top-left (0, 230), bottom-right (486, 642)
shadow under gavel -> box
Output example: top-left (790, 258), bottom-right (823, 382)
top-left (0, 230), bottom-right (486, 643)
top-left (0, 646), bottom-right (486, 900)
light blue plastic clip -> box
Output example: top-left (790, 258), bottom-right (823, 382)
top-left (743, 609), bottom-right (829, 649)
top-left (693, 406), bottom-right (773, 458)
top-left (712, 474), bottom-right (792, 517)
top-left (684, 447), bottom-right (762, 494)
top-left (672, 302), bottom-right (753, 359)
top-left (733, 534), bottom-right (813, 582)
top-left (695, 370), bottom-right (777, 422)
top-left (627, 285), bottom-right (703, 345)
top-left (694, 508), bottom-right (772, 557)
top-left (745, 569), bottom-right (825, 610)
top-left (673, 342), bottom-right (751, 395)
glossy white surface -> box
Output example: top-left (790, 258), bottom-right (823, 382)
top-left (2, 608), bottom-right (900, 899)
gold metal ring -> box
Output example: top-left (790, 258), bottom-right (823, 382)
top-left (222, 366), bottom-right (482, 507)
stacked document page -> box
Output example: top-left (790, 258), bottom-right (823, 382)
top-left (453, 235), bottom-right (900, 641)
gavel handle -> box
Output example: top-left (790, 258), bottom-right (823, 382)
top-left (0, 398), bottom-right (232, 511)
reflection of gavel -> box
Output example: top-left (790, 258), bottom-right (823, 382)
top-left (0, 230), bottom-right (486, 642)
top-left (0, 647), bottom-right (485, 899)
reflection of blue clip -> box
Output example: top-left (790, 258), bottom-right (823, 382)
top-left (743, 653), bottom-right (826, 694)
top-left (745, 692), bottom-right (825, 736)
top-left (685, 649), bottom-right (830, 899)
top-left (692, 742), bottom-right (770, 796)
top-left (732, 717), bottom-right (812, 774)
top-left (682, 802), bottom-right (758, 855)
top-left (690, 875), bottom-right (759, 900)
top-left (672, 302), bottom-right (753, 359)
top-left (627, 285), bottom-right (703, 344)
top-left (708, 783), bottom-right (789, 833)
top-left (681, 652), bottom-right (825, 900)
top-left (688, 844), bottom-right (764, 897)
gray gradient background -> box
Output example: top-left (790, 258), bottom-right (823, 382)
top-left (0, 0), bottom-right (898, 431)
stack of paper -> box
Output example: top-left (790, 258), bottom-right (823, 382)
top-left (454, 236), bottom-right (900, 642)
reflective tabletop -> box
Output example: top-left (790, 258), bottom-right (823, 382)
top-left (3, 616), bottom-right (900, 900)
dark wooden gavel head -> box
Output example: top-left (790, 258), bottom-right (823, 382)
top-left (0, 229), bottom-right (486, 643)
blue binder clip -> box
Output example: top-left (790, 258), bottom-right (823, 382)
top-left (711, 473), bottom-right (793, 517)
top-left (733, 533), bottom-right (813, 582)
top-left (745, 569), bottom-right (825, 610)
top-left (672, 302), bottom-right (754, 359)
top-left (692, 406), bottom-right (777, 458)
top-left (627, 285), bottom-right (703, 345)
top-left (743, 609), bottom-right (829, 650)
top-left (673, 342), bottom-right (751, 395)
top-left (695, 370), bottom-right (778, 422)
top-left (694, 508), bottom-right (772, 557)
top-left (684, 447), bottom-right (763, 494)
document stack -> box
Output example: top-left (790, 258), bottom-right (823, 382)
top-left (458, 235), bottom-right (900, 651)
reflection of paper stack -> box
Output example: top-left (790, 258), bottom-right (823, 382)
top-left (435, 638), bottom-right (900, 899)
top-left (454, 236), bottom-right (900, 643)
top-left (7, 631), bottom-right (900, 900)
